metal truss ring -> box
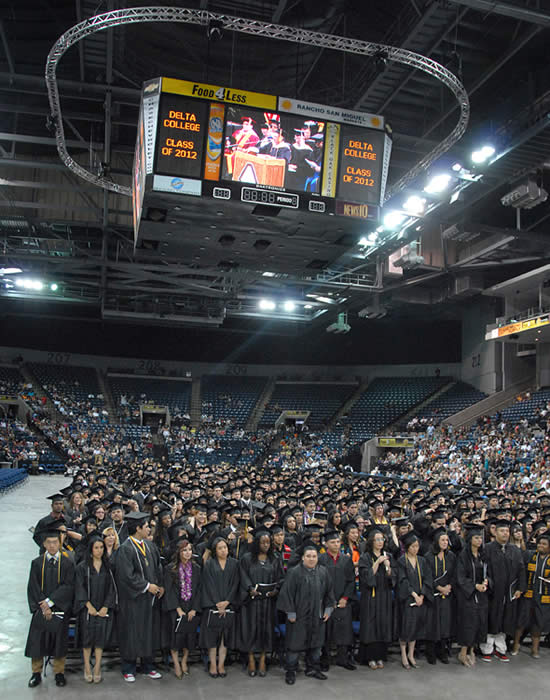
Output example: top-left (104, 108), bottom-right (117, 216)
top-left (45, 7), bottom-right (470, 200)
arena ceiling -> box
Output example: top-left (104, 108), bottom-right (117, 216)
top-left (0, 0), bottom-right (549, 341)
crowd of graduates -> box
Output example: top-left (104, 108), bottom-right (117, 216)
top-left (24, 443), bottom-right (550, 689)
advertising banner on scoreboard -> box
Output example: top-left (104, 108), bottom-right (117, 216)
top-left (278, 96), bottom-right (384, 130)
top-left (204, 103), bottom-right (225, 181)
top-left (161, 77), bottom-right (277, 110)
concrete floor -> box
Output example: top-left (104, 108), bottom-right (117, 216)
top-left (2, 475), bottom-right (550, 699)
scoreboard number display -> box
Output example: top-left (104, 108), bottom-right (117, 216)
top-left (155, 94), bottom-right (208, 178)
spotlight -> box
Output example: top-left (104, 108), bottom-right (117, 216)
top-left (471, 145), bottom-right (495, 164)
top-left (50, 283), bottom-right (58, 291)
top-left (424, 174), bottom-right (451, 194)
top-left (359, 237), bottom-right (369, 246)
top-left (258, 299), bottom-right (275, 311)
top-left (403, 195), bottom-right (426, 215)
top-left (368, 231), bottom-right (378, 241)
top-left (383, 211), bottom-right (406, 229)
top-left (0, 267), bottom-right (22, 275)
top-left (15, 278), bottom-right (44, 290)
top-left (304, 304), bottom-right (313, 309)
top-left (283, 300), bottom-right (296, 312)
top-left (451, 163), bottom-right (462, 172)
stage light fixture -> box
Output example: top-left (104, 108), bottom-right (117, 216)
top-left (50, 283), bottom-right (58, 291)
top-left (283, 300), bottom-right (296, 312)
top-left (0, 267), bottom-right (22, 275)
top-left (258, 299), bottom-right (275, 311)
top-left (383, 211), bottom-right (406, 229)
top-left (403, 195), bottom-right (426, 215)
top-left (471, 145), bottom-right (495, 164)
top-left (424, 174), bottom-right (451, 194)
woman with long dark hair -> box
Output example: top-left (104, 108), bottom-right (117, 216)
top-left (455, 524), bottom-right (489, 666)
top-left (424, 528), bottom-right (456, 665)
top-left (74, 535), bottom-right (117, 683)
top-left (327, 509), bottom-right (343, 535)
top-left (200, 537), bottom-right (240, 678)
top-left (358, 527), bottom-right (395, 669)
top-left (152, 508), bottom-right (173, 565)
top-left (397, 532), bottom-right (433, 669)
top-left (239, 529), bottom-right (284, 677)
top-left (163, 538), bottom-right (201, 678)
top-left (283, 513), bottom-right (300, 550)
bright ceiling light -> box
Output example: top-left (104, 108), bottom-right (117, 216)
top-left (403, 195), bottom-right (426, 215)
top-left (315, 296), bottom-right (333, 304)
top-left (368, 231), bottom-right (378, 241)
top-left (262, 271), bottom-right (275, 277)
top-left (451, 163), bottom-right (462, 172)
top-left (359, 237), bottom-right (369, 246)
top-left (258, 298), bottom-right (275, 311)
top-left (424, 173), bottom-right (451, 194)
top-left (304, 304), bottom-right (313, 309)
top-left (383, 211), bottom-right (406, 229)
top-left (283, 300), bottom-right (296, 312)
top-left (50, 283), bottom-right (58, 291)
top-left (471, 145), bottom-right (495, 164)
top-left (0, 267), bottom-right (22, 275)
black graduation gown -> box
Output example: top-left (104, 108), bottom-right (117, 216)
top-left (25, 553), bottom-right (75, 659)
top-left (484, 541), bottom-right (527, 635)
top-left (199, 557), bottom-right (240, 648)
top-left (517, 550), bottom-right (550, 633)
top-left (455, 548), bottom-right (488, 647)
top-left (318, 552), bottom-right (355, 646)
top-left (396, 555), bottom-right (433, 641)
top-left (425, 550), bottom-right (456, 641)
top-left (238, 553), bottom-right (284, 653)
top-left (358, 551), bottom-right (395, 644)
top-left (114, 537), bottom-right (163, 660)
top-left (113, 521), bottom-right (129, 544)
top-left (277, 563), bottom-right (335, 652)
top-left (74, 560), bottom-right (117, 648)
top-left (162, 562), bottom-right (201, 650)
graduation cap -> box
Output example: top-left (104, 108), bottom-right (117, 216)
top-left (392, 516), bottom-right (410, 527)
top-left (125, 511), bottom-right (151, 523)
top-left (324, 530), bottom-right (342, 542)
top-left (47, 493), bottom-right (65, 503)
top-left (463, 523), bottom-right (485, 538)
top-left (269, 523), bottom-right (284, 535)
top-left (343, 519), bottom-right (359, 532)
top-left (36, 527), bottom-right (63, 541)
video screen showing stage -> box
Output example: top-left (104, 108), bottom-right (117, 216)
top-left (221, 106), bottom-right (326, 193)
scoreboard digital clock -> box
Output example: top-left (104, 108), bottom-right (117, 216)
top-left (133, 77), bottom-right (392, 242)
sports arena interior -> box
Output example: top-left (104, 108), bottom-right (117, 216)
top-left (1, 1), bottom-right (550, 698)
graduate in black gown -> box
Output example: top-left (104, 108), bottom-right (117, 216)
top-left (481, 519), bottom-right (526, 660)
top-left (397, 532), bottom-right (433, 669)
top-left (239, 528), bottom-right (284, 676)
top-left (513, 532), bottom-right (550, 658)
top-left (318, 530), bottom-right (356, 671)
top-left (424, 528), bottom-right (456, 664)
top-left (115, 512), bottom-right (164, 682)
top-left (163, 538), bottom-right (201, 678)
top-left (277, 543), bottom-right (335, 685)
top-left (200, 536), bottom-right (240, 677)
top-left (358, 526), bottom-right (396, 669)
top-left (74, 535), bottom-right (117, 683)
top-left (25, 527), bottom-right (75, 688)
top-left (455, 524), bottom-right (488, 666)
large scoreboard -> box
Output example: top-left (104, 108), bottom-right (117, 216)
top-left (133, 77), bottom-right (392, 243)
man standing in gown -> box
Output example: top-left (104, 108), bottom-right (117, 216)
top-left (481, 520), bottom-right (526, 662)
top-left (277, 543), bottom-right (335, 685)
top-left (318, 531), bottom-right (356, 671)
top-left (25, 527), bottom-right (75, 688)
top-left (115, 512), bottom-right (164, 682)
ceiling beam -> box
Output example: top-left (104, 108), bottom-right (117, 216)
top-left (447, 0), bottom-right (550, 26)
top-left (0, 21), bottom-right (14, 73)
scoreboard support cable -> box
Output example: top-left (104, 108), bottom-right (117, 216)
top-left (45, 6), bottom-right (470, 199)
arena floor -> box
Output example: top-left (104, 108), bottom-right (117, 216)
top-left (2, 475), bottom-right (550, 700)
